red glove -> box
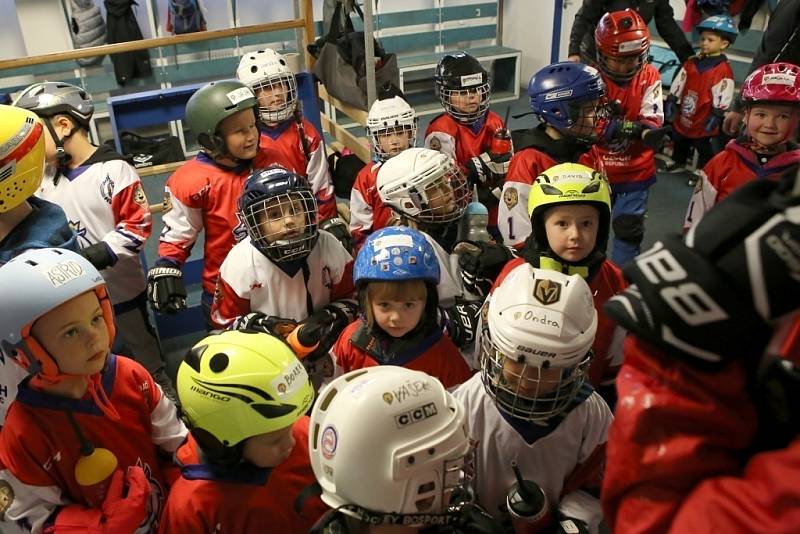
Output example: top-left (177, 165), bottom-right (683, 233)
top-left (50, 467), bottom-right (151, 533)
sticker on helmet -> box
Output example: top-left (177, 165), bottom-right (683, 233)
top-left (460, 73), bottom-right (484, 87)
top-left (617, 39), bottom-right (644, 54)
top-left (226, 87), bottom-right (255, 105)
top-left (533, 278), bottom-right (562, 305)
top-left (321, 425), bottom-right (338, 459)
top-left (271, 359), bottom-right (306, 398)
top-left (373, 234), bottom-right (413, 251)
top-left (394, 402), bottom-right (438, 429)
top-left (42, 260), bottom-right (86, 288)
top-left (545, 89), bottom-right (574, 101)
top-left (763, 72), bottom-right (797, 86)
top-left (382, 392), bottom-right (394, 404)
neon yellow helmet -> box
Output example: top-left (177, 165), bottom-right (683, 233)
top-left (177, 330), bottom-right (314, 451)
top-left (0, 105), bottom-right (46, 213)
top-left (527, 162), bottom-right (611, 257)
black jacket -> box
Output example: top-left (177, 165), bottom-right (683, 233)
top-left (750, 0), bottom-right (800, 72)
top-left (568, 0), bottom-right (694, 64)
top-left (104, 0), bottom-right (152, 85)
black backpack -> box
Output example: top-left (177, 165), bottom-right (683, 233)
top-left (167, 0), bottom-right (206, 35)
top-left (104, 0), bottom-right (152, 85)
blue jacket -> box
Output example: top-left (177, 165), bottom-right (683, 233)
top-left (0, 197), bottom-right (79, 266)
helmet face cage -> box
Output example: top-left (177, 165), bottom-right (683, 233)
top-left (251, 72), bottom-right (298, 124)
top-left (241, 188), bottom-right (319, 262)
top-left (479, 333), bottom-right (590, 422)
top-left (438, 82), bottom-right (491, 125)
top-left (368, 97), bottom-right (418, 161)
top-left (400, 161), bottom-right (470, 224)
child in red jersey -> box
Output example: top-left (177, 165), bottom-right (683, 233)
top-left (594, 9), bottom-right (667, 267)
top-left (159, 330), bottom-right (327, 533)
top-left (684, 62), bottom-right (800, 231)
top-left (350, 95), bottom-right (417, 251)
top-left (236, 48), bottom-right (337, 222)
top-left (330, 226), bottom-right (472, 389)
top-left (147, 80), bottom-right (260, 329)
top-left (665, 15), bottom-right (737, 185)
top-left (0, 248), bottom-right (186, 533)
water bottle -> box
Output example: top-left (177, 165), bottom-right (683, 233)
top-left (506, 461), bottom-right (552, 533)
top-left (458, 185), bottom-right (492, 243)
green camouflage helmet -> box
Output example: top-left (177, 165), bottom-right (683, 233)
top-left (185, 79), bottom-right (257, 155)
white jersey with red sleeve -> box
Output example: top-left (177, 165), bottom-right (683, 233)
top-left (452, 373), bottom-right (612, 532)
top-left (37, 148), bottom-right (151, 304)
top-left (254, 119), bottom-right (337, 220)
top-left (670, 55), bottom-right (734, 139)
top-left (349, 161), bottom-right (395, 251)
top-left (598, 65), bottom-right (663, 189)
top-left (157, 153), bottom-right (251, 296)
top-left (0, 355), bottom-right (187, 534)
top-left (211, 231), bottom-right (355, 328)
top-left (424, 111), bottom-right (504, 167)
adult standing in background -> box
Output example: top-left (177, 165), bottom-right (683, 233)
top-left (568, 0), bottom-right (695, 64)
top-left (722, 0), bottom-right (800, 135)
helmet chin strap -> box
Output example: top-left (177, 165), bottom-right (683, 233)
top-left (42, 118), bottom-right (75, 182)
top-left (743, 108), bottom-right (800, 154)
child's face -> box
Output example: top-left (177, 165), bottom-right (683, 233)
top-left (746, 104), bottom-right (797, 148)
top-left (218, 108), bottom-right (259, 160)
top-left (424, 177), bottom-right (457, 216)
top-left (603, 55), bottom-right (641, 77)
top-left (30, 291), bottom-right (109, 376)
top-left (570, 98), bottom-right (603, 138)
top-left (449, 89), bottom-right (482, 114)
top-left (42, 116), bottom-right (73, 165)
top-left (699, 31), bottom-right (729, 55)
top-left (255, 83), bottom-right (289, 120)
top-left (257, 195), bottom-right (307, 243)
top-left (501, 358), bottom-right (564, 397)
top-left (242, 424), bottom-right (296, 468)
top-left (371, 297), bottom-right (425, 338)
top-left (543, 204), bottom-right (600, 262)
top-left (376, 128), bottom-right (412, 159)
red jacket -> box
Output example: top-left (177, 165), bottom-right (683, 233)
top-left (348, 161), bottom-right (394, 252)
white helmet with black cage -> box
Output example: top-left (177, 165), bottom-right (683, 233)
top-left (236, 48), bottom-right (298, 124)
top-left (366, 96), bottom-right (418, 161)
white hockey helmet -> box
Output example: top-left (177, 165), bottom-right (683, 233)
top-left (367, 96), bottom-right (418, 161)
top-left (309, 366), bottom-right (474, 524)
top-left (480, 264), bottom-right (597, 422)
top-left (236, 48), bottom-right (297, 124)
top-left (376, 147), bottom-right (469, 225)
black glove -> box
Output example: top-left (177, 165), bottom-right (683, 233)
top-left (319, 217), bottom-right (353, 254)
top-left (641, 125), bottom-right (672, 151)
top-left (664, 94), bottom-right (679, 123)
top-left (146, 265), bottom-right (187, 314)
top-left (232, 312), bottom-right (297, 337)
top-left (555, 517), bottom-right (590, 534)
top-left (600, 118), bottom-right (644, 152)
top-left (296, 302), bottom-right (354, 360)
top-left (466, 152), bottom-right (510, 187)
top-left (605, 178), bottom-right (800, 370)
top-left (442, 299), bottom-right (483, 348)
top-left (751, 357), bottom-right (800, 453)
top-left (704, 107), bottom-right (724, 133)
top-left (454, 241), bottom-right (515, 298)
top-left (81, 242), bottom-right (117, 270)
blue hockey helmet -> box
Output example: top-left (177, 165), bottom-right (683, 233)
top-left (353, 227), bottom-right (440, 287)
top-left (528, 62), bottom-right (608, 141)
top-left (238, 165), bottom-right (319, 262)
top-left (696, 15), bottom-right (738, 44)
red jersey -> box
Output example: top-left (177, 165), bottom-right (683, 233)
top-left (159, 417), bottom-right (328, 533)
top-left (684, 140), bottom-right (800, 230)
top-left (598, 65), bottom-right (664, 189)
top-left (0, 355), bottom-right (187, 533)
top-left (157, 153), bottom-right (251, 296)
top-left (331, 320), bottom-right (473, 389)
top-left (254, 119), bottom-right (337, 220)
top-left (493, 258), bottom-right (627, 388)
top-left (349, 161), bottom-right (394, 251)
top-left (424, 111), bottom-right (505, 168)
top-left (670, 55), bottom-right (735, 139)
top-left (602, 336), bottom-right (800, 534)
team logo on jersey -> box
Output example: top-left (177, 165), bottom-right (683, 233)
top-left (133, 184), bottom-right (148, 206)
top-left (533, 278), bottom-right (561, 305)
top-left (161, 192), bottom-right (173, 214)
top-left (0, 480), bottom-right (13, 520)
top-left (322, 266), bottom-right (333, 289)
top-left (503, 187), bottom-right (518, 209)
top-left (428, 137), bottom-right (442, 151)
top-left (100, 174), bottom-right (114, 204)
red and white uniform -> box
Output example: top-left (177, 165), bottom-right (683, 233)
top-left (0, 355), bottom-right (187, 534)
top-left (349, 161), bottom-right (394, 251)
top-left (254, 120), bottom-right (337, 220)
top-left (424, 111), bottom-right (505, 168)
top-left (38, 147), bottom-right (151, 305)
top-left (157, 153), bottom-right (252, 296)
top-left (602, 336), bottom-right (800, 533)
top-left (453, 373), bottom-right (612, 532)
top-left (158, 417), bottom-right (328, 533)
top-left (331, 320), bottom-right (473, 389)
top-left (598, 65), bottom-right (663, 190)
top-left (670, 55), bottom-right (735, 138)
top-left (499, 145), bottom-right (604, 248)
top-left (211, 231), bottom-right (355, 328)
top-left (684, 140), bottom-right (800, 230)
top-left (492, 259), bottom-right (627, 388)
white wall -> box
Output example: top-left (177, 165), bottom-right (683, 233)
top-left (14, 0), bottom-right (72, 56)
top-left (502, 0), bottom-right (556, 88)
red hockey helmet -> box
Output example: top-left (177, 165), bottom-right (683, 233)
top-left (594, 9), bottom-right (650, 82)
top-left (741, 63), bottom-right (800, 106)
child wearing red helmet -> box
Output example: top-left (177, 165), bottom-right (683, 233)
top-left (684, 62), bottom-right (800, 231)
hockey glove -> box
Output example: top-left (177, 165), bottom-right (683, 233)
top-left (600, 118), bottom-right (644, 152)
top-left (441, 299), bottom-right (483, 348)
top-left (604, 178), bottom-right (800, 371)
top-left (295, 302), bottom-right (355, 360)
top-left (664, 94), bottom-right (679, 123)
top-left (319, 216), bottom-right (353, 254)
top-left (53, 466), bottom-right (151, 533)
top-left (466, 152), bottom-right (511, 187)
top-left (704, 108), bottom-right (724, 133)
top-left (146, 264), bottom-right (187, 314)
top-left (751, 357), bottom-right (800, 453)
top-left (81, 242), bottom-right (117, 270)
top-left (641, 125), bottom-right (673, 151)
top-left (232, 312), bottom-right (298, 337)
top-left (454, 241), bottom-right (515, 298)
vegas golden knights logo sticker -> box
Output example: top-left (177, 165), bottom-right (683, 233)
top-left (534, 278), bottom-right (561, 305)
